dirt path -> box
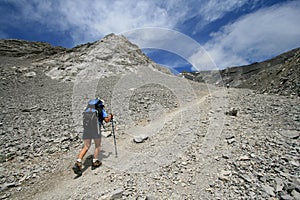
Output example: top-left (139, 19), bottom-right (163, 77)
top-left (10, 85), bottom-right (230, 199)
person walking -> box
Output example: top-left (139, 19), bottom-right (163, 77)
top-left (72, 98), bottom-right (113, 175)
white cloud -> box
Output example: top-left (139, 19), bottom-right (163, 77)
top-left (199, 0), bottom-right (248, 22)
top-left (187, 0), bottom-right (251, 33)
top-left (4, 0), bottom-right (69, 31)
top-left (201, 1), bottom-right (300, 68)
top-left (123, 27), bottom-right (218, 72)
top-left (56, 0), bottom-right (190, 45)
top-left (2, 0), bottom-right (299, 71)
top-left (2, 0), bottom-right (252, 46)
top-left (3, 0), bottom-right (185, 45)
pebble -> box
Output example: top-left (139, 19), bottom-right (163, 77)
top-left (24, 71), bottom-right (36, 78)
top-left (181, 161), bottom-right (187, 166)
top-left (102, 130), bottom-right (112, 137)
top-left (239, 155), bottom-right (250, 161)
top-left (218, 170), bottom-right (231, 181)
top-left (227, 138), bottom-right (236, 144)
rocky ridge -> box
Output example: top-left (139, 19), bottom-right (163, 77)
top-left (0, 39), bottom-right (66, 58)
top-left (181, 47), bottom-right (300, 96)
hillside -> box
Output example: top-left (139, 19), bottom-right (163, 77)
top-left (181, 47), bottom-right (300, 96)
top-left (0, 35), bottom-right (299, 200)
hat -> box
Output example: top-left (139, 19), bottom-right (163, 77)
top-left (96, 97), bottom-right (105, 107)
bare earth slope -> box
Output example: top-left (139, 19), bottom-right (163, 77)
top-left (0, 35), bottom-right (299, 199)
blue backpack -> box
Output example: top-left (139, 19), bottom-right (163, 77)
top-left (83, 98), bottom-right (104, 128)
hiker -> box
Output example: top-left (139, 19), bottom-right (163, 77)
top-left (72, 98), bottom-right (113, 175)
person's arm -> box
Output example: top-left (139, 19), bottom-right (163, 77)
top-left (102, 109), bottom-right (113, 123)
top-left (104, 113), bottom-right (113, 123)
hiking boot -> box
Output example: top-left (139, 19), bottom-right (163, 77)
top-left (72, 161), bottom-right (82, 175)
top-left (92, 160), bottom-right (102, 170)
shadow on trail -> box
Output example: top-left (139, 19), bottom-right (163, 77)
top-left (99, 150), bottom-right (113, 161)
top-left (73, 155), bottom-right (93, 179)
top-left (73, 150), bottom-right (113, 179)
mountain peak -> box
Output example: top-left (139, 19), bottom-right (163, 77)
top-left (0, 33), bottom-right (171, 82)
top-left (30, 34), bottom-right (171, 81)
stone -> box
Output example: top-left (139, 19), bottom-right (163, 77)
top-left (21, 106), bottom-right (41, 112)
top-left (181, 161), bottom-right (187, 166)
top-left (218, 170), bottom-right (231, 181)
top-left (110, 188), bottom-right (124, 199)
top-left (289, 160), bottom-right (299, 167)
top-left (102, 130), bottom-right (112, 137)
top-left (99, 188), bottom-right (124, 200)
top-left (222, 154), bottom-right (230, 159)
top-left (0, 182), bottom-right (16, 192)
top-left (225, 135), bottom-right (235, 140)
top-left (239, 155), bottom-right (250, 161)
top-left (291, 190), bottom-right (300, 200)
top-left (282, 130), bottom-right (299, 139)
top-left (275, 177), bottom-right (284, 192)
top-left (227, 138), bottom-right (236, 144)
top-left (24, 71), bottom-right (36, 78)
top-left (240, 174), bottom-right (252, 183)
top-left (225, 108), bottom-right (238, 116)
top-left (133, 135), bottom-right (148, 143)
top-left (136, 196), bottom-right (147, 200)
top-left (280, 194), bottom-right (294, 200)
top-left (261, 184), bottom-right (275, 196)
top-left (0, 193), bottom-right (10, 199)
top-left (144, 196), bottom-right (157, 200)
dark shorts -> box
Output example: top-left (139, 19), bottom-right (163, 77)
top-left (82, 122), bottom-right (101, 140)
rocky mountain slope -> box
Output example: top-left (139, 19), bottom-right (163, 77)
top-left (0, 39), bottom-right (66, 58)
top-left (181, 47), bottom-right (300, 96)
top-left (0, 35), bottom-right (299, 200)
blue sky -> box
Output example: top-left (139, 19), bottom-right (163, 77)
top-left (1, 0), bottom-right (300, 73)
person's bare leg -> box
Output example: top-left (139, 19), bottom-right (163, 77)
top-left (92, 138), bottom-right (102, 169)
top-left (93, 138), bottom-right (101, 160)
top-left (73, 139), bottom-right (91, 174)
top-left (78, 139), bottom-right (91, 160)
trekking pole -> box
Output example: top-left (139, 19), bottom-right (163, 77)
top-left (111, 118), bottom-right (118, 158)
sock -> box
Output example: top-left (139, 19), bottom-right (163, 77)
top-left (93, 159), bottom-right (98, 163)
top-left (77, 159), bottom-right (82, 163)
